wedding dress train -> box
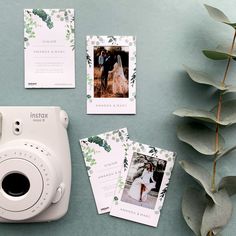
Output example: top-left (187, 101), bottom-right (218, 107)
top-left (110, 55), bottom-right (128, 96)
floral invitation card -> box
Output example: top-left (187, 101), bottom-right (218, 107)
top-left (80, 128), bottom-right (129, 214)
top-left (110, 141), bottom-right (176, 227)
top-left (24, 9), bottom-right (75, 88)
top-left (86, 36), bottom-right (136, 114)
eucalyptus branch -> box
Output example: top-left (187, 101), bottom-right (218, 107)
top-left (211, 30), bottom-right (236, 192)
top-left (176, 5), bottom-right (236, 236)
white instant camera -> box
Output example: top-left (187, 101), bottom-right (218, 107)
top-left (0, 106), bottom-right (71, 222)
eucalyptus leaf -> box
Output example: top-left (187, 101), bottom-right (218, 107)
top-left (183, 65), bottom-right (226, 90)
top-left (203, 44), bottom-right (236, 60)
top-left (211, 100), bottom-right (236, 126)
top-left (218, 176), bottom-right (236, 196)
top-left (216, 145), bottom-right (236, 160)
top-left (204, 4), bottom-right (236, 28)
top-left (201, 189), bottom-right (233, 236)
top-left (174, 102), bottom-right (236, 126)
top-left (182, 187), bottom-right (207, 236)
top-left (174, 108), bottom-right (217, 124)
top-left (179, 160), bottom-right (219, 204)
top-left (177, 123), bottom-right (225, 155)
top-left (202, 50), bottom-right (236, 60)
top-left (204, 4), bottom-right (230, 24)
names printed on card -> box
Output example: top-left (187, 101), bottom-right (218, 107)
top-left (80, 128), bottom-right (129, 214)
top-left (110, 141), bottom-right (176, 227)
top-left (24, 9), bottom-right (75, 88)
top-left (86, 36), bottom-right (136, 114)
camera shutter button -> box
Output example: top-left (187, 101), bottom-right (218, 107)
top-left (52, 184), bottom-right (65, 204)
top-left (60, 110), bottom-right (69, 128)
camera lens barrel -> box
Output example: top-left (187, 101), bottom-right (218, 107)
top-left (2, 173), bottom-right (30, 197)
top-left (0, 141), bottom-right (61, 221)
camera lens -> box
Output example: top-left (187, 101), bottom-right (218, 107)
top-left (2, 173), bottom-right (30, 197)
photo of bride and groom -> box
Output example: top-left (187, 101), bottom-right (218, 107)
top-left (121, 153), bottom-right (167, 209)
top-left (93, 46), bottom-right (129, 98)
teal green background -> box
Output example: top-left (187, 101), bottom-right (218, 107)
top-left (0, 0), bottom-right (236, 235)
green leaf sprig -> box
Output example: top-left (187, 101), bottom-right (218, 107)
top-left (174, 4), bottom-right (236, 236)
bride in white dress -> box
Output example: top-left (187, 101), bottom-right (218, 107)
top-left (128, 163), bottom-right (156, 202)
top-left (109, 55), bottom-right (128, 96)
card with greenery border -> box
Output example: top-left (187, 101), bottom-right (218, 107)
top-left (79, 128), bottom-right (129, 214)
top-left (86, 35), bottom-right (136, 114)
top-left (110, 141), bottom-right (176, 227)
top-left (24, 9), bottom-right (75, 88)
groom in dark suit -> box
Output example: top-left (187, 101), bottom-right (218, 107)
top-left (101, 51), bottom-right (112, 92)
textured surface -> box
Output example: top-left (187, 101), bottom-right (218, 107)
top-left (0, 0), bottom-right (236, 235)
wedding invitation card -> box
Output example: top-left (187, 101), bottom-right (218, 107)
top-left (110, 141), bottom-right (176, 227)
top-left (80, 128), bottom-right (129, 214)
top-left (86, 36), bottom-right (136, 114)
top-left (24, 9), bottom-right (75, 88)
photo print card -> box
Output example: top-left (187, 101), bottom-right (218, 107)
top-left (79, 128), bottom-right (129, 214)
top-left (86, 36), bottom-right (136, 114)
top-left (110, 141), bottom-right (176, 227)
top-left (24, 9), bottom-right (75, 88)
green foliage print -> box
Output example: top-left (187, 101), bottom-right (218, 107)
top-left (80, 141), bottom-right (97, 169)
top-left (64, 10), bottom-right (75, 50)
top-left (117, 176), bottom-right (125, 192)
top-left (88, 136), bottom-right (111, 152)
top-left (24, 10), bottom-right (37, 48)
top-left (50, 9), bottom-right (75, 50)
top-left (87, 74), bottom-right (93, 91)
top-left (113, 196), bottom-right (119, 205)
top-left (122, 141), bottom-right (132, 171)
top-left (111, 129), bottom-right (128, 142)
top-left (149, 146), bottom-right (159, 156)
top-left (87, 50), bottom-right (92, 67)
top-left (159, 183), bottom-right (169, 200)
top-left (123, 155), bottom-right (128, 171)
top-left (130, 67), bottom-right (136, 87)
top-left (32, 9), bottom-right (54, 29)
top-left (24, 9), bottom-right (74, 50)
top-left (107, 36), bottom-right (117, 44)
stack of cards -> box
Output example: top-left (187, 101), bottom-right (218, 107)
top-left (80, 128), bottom-right (176, 227)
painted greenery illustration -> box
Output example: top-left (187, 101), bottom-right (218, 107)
top-left (24, 9), bottom-right (74, 49)
top-left (149, 146), bottom-right (159, 157)
top-left (117, 176), bottom-right (125, 192)
top-left (122, 142), bottom-right (131, 171)
top-left (88, 136), bottom-right (111, 152)
top-left (174, 5), bottom-right (236, 236)
top-left (24, 10), bottom-right (37, 47)
top-left (107, 36), bottom-right (117, 44)
top-left (87, 50), bottom-right (92, 67)
top-left (111, 129), bottom-right (128, 142)
top-left (80, 141), bottom-right (97, 169)
top-left (159, 183), bottom-right (168, 200)
top-left (62, 9), bottom-right (75, 50)
top-left (130, 67), bottom-right (136, 87)
top-left (81, 130), bottom-right (128, 173)
top-left (32, 9), bottom-right (54, 29)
